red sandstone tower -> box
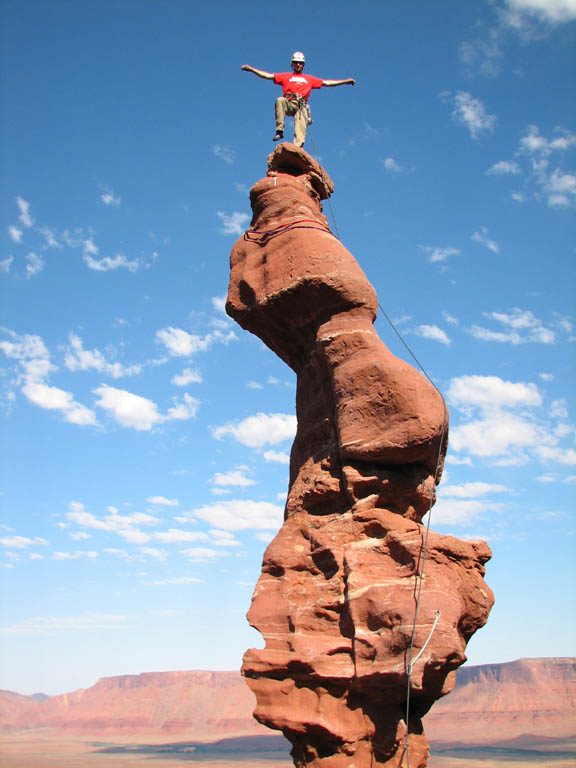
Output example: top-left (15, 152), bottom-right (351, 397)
top-left (226, 145), bottom-right (493, 768)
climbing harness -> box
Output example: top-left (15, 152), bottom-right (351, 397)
top-left (306, 130), bottom-right (449, 768)
top-left (285, 92), bottom-right (313, 126)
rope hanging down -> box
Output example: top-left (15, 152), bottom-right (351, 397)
top-left (307, 127), bottom-right (448, 768)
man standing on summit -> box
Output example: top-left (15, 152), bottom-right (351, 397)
top-left (241, 52), bottom-right (355, 148)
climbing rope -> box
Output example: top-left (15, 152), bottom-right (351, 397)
top-left (244, 218), bottom-right (335, 245)
top-left (306, 129), bottom-right (449, 768)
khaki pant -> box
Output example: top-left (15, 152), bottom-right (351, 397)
top-left (275, 97), bottom-right (307, 147)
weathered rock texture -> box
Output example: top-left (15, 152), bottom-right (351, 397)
top-left (226, 144), bottom-right (494, 768)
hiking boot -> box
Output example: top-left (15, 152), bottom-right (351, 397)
top-left (273, 130), bottom-right (284, 141)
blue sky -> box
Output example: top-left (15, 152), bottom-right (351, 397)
top-left (1, 0), bottom-right (574, 696)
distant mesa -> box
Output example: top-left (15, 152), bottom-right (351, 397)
top-left (1, 659), bottom-right (574, 752)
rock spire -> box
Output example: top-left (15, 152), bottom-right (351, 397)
top-left (226, 144), bottom-right (493, 768)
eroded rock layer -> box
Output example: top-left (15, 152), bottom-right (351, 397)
top-left (227, 144), bottom-right (493, 768)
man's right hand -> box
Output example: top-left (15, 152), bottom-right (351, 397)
top-left (241, 65), bottom-right (252, 72)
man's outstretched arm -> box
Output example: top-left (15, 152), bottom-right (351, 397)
top-left (322, 78), bottom-right (355, 87)
top-left (241, 65), bottom-right (274, 80)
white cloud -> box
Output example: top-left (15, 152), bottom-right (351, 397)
top-left (430, 498), bottom-right (502, 526)
top-left (0, 256), bottom-right (14, 273)
top-left (209, 529), bottom-right (241, 547)
top-left (100, 187), bottom-right (121, 206)
top-left (212, 468), bottom-right (256, 487)
top-left (139, 547), bottom-right (166, 560)
top-left (246, 381), bottom-right (264, 390)
top-left (147, 496), bottom-right (179, 507)
top-left (70, 531), bottom-right (92, 541)
top-left (447, 375), bottom-right (542, 409)
top-left (534, 445), bottom-right (576, 465)
top-left (412, 325), bottom-right (451, 346)
top-left (441, 482), bottom-right (509, 498)
top-left (536, 473), bottom-right (558, 483)
top-left (505, 0), bottom-right (576, 24)
top-left (154, 529), bottom-right (210, 544)
top-left (446, 373), bottom-right (574, 466)
top-left (450, 412), bottom-right (542, 456)
top-left (192, 499), bottom-right (284, 531)
top-left (64, 333), bottom-right (142, 378)
top-left (152, 576), bottom-right (203, 585)
top-left (471, 226), bottom-right (500, 253)
top-left (445, 455), bottom-right (473, 466)
top-left (22, 380), bottom-right (97, 425)
top-left (263, 450), bottom-right (290, 464)
top-left (84, 250), bottom-right (141, 272)
top-left (213, 412), bottom-right (297, 448)
top-left (486, 160), bottom-right (521, 175)
top-left (217, 211), bottom-right (250, 236)
top-left (179, 547), bottom-right (225, 561)
top-left (419, 245), bottom-right (461, 263)
top-left (443, 91), bottom-right (497, 140)
top-left (545, 168), bottom-right (576, 208)
top-left (25, 252), bottom-right (44, 278)
top-left (16, 197), bottom-right (34, 228)
top-left (213, 145), bottom-right (235, 164)
top-left (254, 532), bottom-right (274, 543)
top-left (8, 226), bottom-right (23, 243)
top-left (0, 613), bottom-right (129, 635)
top-left (211, 295), bottom-right (227, 313)
top-left (156, 326), bottom-right (235, 357)
top-left (52, 550), bottom-right (99, 560)
top-left (171, 367), bottom-right (202, 386)
top-left (468, 308), bottom-right (556, 345)
top-left (0, 536), bottom-right (48, 549)
top-left (382, 157), bottom-right (405, 173)
top-left (93, 385), bottom-right (198, 430)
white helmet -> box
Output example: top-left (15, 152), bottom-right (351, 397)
top-left (291, 51), bottom-right (306, 63)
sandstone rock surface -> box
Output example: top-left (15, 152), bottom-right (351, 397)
top-left (226, 145), bottom-right (494, 768)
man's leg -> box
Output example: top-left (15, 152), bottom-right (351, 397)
top-left (274, 97), bottom-right (289, 139)
top-left (293, 108), bottom-right (307, 147)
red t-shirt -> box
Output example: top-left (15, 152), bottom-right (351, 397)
top-left (273, 72), bottom-right (323, 101)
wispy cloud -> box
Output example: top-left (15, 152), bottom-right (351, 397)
top-left (486, 160), bottom-right (521, 175)
top-left (25, 252), bottom-right (44, 278)
top-left (147, 496), bottom-right (179, 507)
top-left (411, 324), bottom-right (451, 346)
top-left (213, 145), bottom-right (235, 164)
top-left (0, 535), bottom-right (48, 549)
top-left (471, 226), bottom-right (500, 253)
top-left (263, 450), bottom-right (290, 464)
top-left (65, 333), bottom-right (142, 378)
top-left (212, 412), bottom-right (297, 448)
top-left (212, 468), bottom-right (256, 487)
top-left (381, 157), bottom-right (407, 174)
top-left (100, 187), bottom-right (121, 206)
top-left (0, 613), bottom-right (131, 635)
top-left (503, 0), bottom-right (576, 26)
top-left (447, 373), bottom-right (575, 466)
top-left (468, 308), bottom-right (556, 344)
top-left (8, 226), bottom-right (23, 243)
top-left (419, 245), bottom-right (461, 264)
top-left (94, 385), bottom-right (199, 431)
top-left (0, 256), bottom-right (14, 273)
top-left (217, 210), bottom-right (250, 236)
top-left (441, 91), bottom-right (497, 140)
top-left (16, 197), bottom-right (34, 228)
top-left (191, 499), bottom-right (284, 531)
top-left (156, 326), bottom-right (235, 357)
